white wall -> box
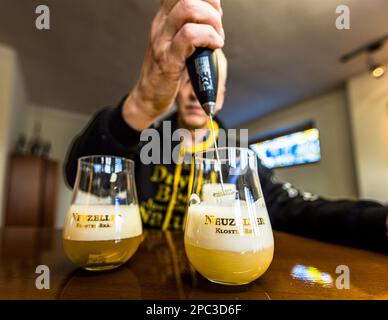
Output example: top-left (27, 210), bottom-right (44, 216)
top-left (240, 89), bottom-right (358, 200)
top-left (0, 44), bottom-right (28, 225)
top-left (24, 106), bottom-right (90, 228)
top-left (347, 64), bottom-right (388, 203)
top-left (0, 43), bottom-right (89, 228)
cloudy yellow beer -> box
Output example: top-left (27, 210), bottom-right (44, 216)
top-left (63, 236), bottom-right (142, 271)
top-left (185, 244), bottom-right (273, 284)
top-left (63, 204), bottom-right (143, 271)
top-left (185, 200), bottom-right (274, 285)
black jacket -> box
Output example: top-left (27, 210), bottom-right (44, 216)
top-left (64, 101), bottom-right (388, 253)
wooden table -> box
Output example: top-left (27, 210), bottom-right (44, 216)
top-left (0, 227), bottom-right (387, 300)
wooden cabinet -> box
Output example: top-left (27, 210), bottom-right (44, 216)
top-left (5, 154), bottom-right (58, 227)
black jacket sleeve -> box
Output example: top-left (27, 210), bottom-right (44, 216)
top-left (64, 101), bottom-right (142, 188)
top-left (257, 159), bottom-right (388, 253)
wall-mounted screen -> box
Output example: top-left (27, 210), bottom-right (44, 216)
top-left (250, 128), bottom-right (321, 169)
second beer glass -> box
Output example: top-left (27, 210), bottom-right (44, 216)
top-left (184, 147), bottom-right (274, 285)
top-left (63, 156), bottom-right (143, 271)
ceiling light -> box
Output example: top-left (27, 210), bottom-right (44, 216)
top-left (366, 53), bottom-right (385, 79)
top-left (340, 35), bottom-right (387, 80)
top-left (369, 64), bottom-right (385, 78)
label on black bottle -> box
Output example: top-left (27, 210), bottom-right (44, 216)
top-left (195, 56), bottom-right (214, 92)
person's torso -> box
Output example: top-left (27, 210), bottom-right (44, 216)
top-left (134, 114), bottom-right (221, 230)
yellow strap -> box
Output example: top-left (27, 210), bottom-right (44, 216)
top-left (186, 119), bottom-right (219, 154)
top-left (182, 156), bottom-right (195, 230)
top-left (187, 157), bottom-right (195, 199)
top-left (162, 146), bottom-right (184, 231)
top-left (210, 171), bottom-right (217, 184)
top-left (162, 119), bottom-right (219, 231)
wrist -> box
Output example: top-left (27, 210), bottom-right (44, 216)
top-left (122, 84), bottom-right (158, 131)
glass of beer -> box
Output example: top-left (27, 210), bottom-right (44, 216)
top-left (184, 147), bottom-right (274, 285)
top-left (62, 156), bottom-right (143, 271)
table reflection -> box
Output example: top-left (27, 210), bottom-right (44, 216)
top-left (291, 264), bottom-right (334, 288)
top-left (1, 227), bottom-right (388, 299)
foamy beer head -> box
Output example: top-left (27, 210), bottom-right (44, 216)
top-left (63, 204), bottom-right (143, 241)
top-left (186, 200), bottom-right (274, 252)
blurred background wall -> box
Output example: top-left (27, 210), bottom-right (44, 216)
top-left (347, 63), bottom-right (388, 203)
top-left (241, 89), bottom-right (358, 200)
top-left (242, 66), bottom-right (388, 205)
top-left (0, 44), bottom-right (89, 227)
top-left (23, 106), bottom-right (89, 228)
top-left (0, 45), bottom-right (28, 225)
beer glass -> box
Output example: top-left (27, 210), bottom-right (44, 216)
top-left (184, 147), bottom-right (274, 285)
top-left (63, 156), bottom-right (143, 271)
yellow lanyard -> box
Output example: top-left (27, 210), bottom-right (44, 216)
top-left (161, 120), bottom-right (219, 231)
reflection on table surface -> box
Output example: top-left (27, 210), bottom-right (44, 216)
top-left (0, 227), bottom-right (387, 300)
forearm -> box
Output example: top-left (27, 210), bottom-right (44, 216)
top-left (122, 0), bottom-right (224, 132)
top-left (264, 181), bottom-right (388, 252)
top-left (122, 83), bottom-right (166, 131)
top-left (255, 154), bottom-right (388, 253)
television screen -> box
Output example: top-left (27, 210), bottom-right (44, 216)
top-left (250, 128), bottom-right (321, 169)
